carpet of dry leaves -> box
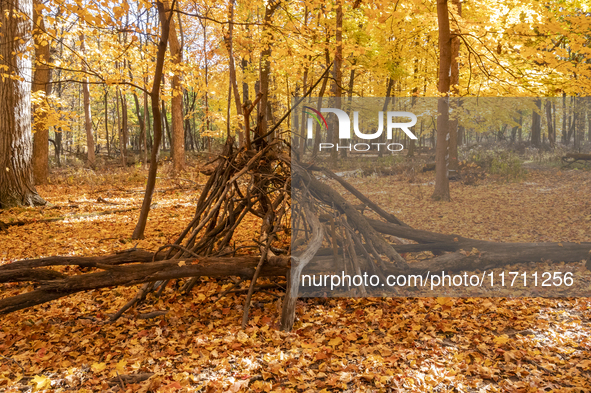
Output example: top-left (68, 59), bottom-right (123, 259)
top-left (1, 163), bottom-right (590, 392)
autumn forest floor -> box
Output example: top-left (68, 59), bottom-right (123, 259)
top-left (1, 159), bottom-right (591, 392)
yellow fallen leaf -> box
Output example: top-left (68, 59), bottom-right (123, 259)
top-left (494, 335), bottom-right (510, 345)
top-left (116, 360), bottom-right (127, 373)
top-left (261, 370), bottom-right (272, 380)
top-left (328, 337), bottom-right (342, 347)
top-left (178, 260), bottom-right (186, 266)
top-left (31, 375), bottom-right (51, 391)
top-left (91, 362), bottom-right (107, 373)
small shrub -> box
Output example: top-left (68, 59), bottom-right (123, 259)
top-left (489, 152), bottom-right (526, 181)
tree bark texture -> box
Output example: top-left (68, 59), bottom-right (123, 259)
top-left (32, 1), bottom-right (52, 184)
top-left (432, 0), bottom-right (452, 201)
top-left (132, 0), bottom-right (171, 239)
top-left (80, 33), bottom-right (95, 167)
top-left (167, 0), bottom-right (185, 171)
top-left (0, 0), bottom-right (45, 208)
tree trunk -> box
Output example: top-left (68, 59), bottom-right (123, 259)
top-left (116, 89), bottom-right (125, 165)
top-left (199, 18), bottom-right (211, 155)
top-left (223, 0), bottom-right (244, 147)
top-left (311, 46), bottom-right (331, 157)
top-left (143, 81), bottom-right (151, 160)
top-left (561, 93), bottom-right (567, 144)
top-left (80, 33), bottom-right (95, 167)
top-left (378, 78), bottom-right (394, 159)
top-left (133, 93), bottom-right (146, 164)
top-left (256, 2), bottom-right (279, 138)
top-left (0, 0), bottom-right (45, 208)
top-left (104, 89), bottom-right (110, 156)
top-left (167, 0), bottom-right (185, 171)
top-left (531, 98), bottom-right (541, 147)
top-left (448, 0), bottom-right (461, 170)
top-left (32, 1), bottom-right (52, 184)
top-left (132, 0), bottom-right (172, 239)
top-left (432, 0), bottom-right (452, 201)
top-left (297, 63), bottom-right (309, 157)
top-left (331, 0), bottom-right (343, 163)
top-left (545, 99), bottom-right (555, 148)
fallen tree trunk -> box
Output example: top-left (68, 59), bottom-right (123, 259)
top-left (389, 242), bottom-right (591, 275)
top-left (0, 249), bottom-right (159, 271)
top-left (1, 233), bottom-right (590, 315)
top-left (0, 255), bottom-right (290, 315)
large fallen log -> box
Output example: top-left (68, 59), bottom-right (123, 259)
top-left (0, 255), bottom-right (290, 315)
top-left (562, 153), bottom-right (591, 168)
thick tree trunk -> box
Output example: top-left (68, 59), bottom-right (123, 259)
top-left (0, 0), bottom-right (45, 208)
top-left (167, 0), bottom-right (185, 171)
top-left (432, 0), bottom-right (452, 201)
top-left (32, 2), bottom-right (51, 185)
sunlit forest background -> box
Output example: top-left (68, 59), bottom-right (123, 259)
top-left (29, 0), bottom-right (591, 167)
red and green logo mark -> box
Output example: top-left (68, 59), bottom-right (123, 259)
top-left (303, 106), bottom-right (328, 131)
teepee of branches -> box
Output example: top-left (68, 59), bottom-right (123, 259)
top-left (1, 137), bottom-right (590, 331)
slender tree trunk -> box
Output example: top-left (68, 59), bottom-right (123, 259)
top-left (432, 0), bottom-right (452, 201)
top-left (80, 33), bottom-right (95, 167)
top-left (133, 93), bottom-right (146, 164)
top-left (448, 0), bottom-right (461, 170)
top-left (144, 81), bottom-right (151, 158)
top-left (331, 0), bottom-right (343, 163)
top-left (0, 0), bottom-right (45, 208)
top-left (378, 78), bottom-right (394, 158)
top-left (116, 89), bottom-right (124, 165)
top-left (298, 59), bottom-right (309, 157)
top-left (104, 89), bottom-right (110, 156)
top-left (256, 2), bottom-right (279, 138)
top-left (32, 2), bottom-right (52, 184)
top-left (223, 0), bottom-right (244, 146)
top-left (561, 93), bottom-right (567, 144)
top-left (198, 18), bottom-right (211, 155)
top-left (132, 0), bottom-right (171, 239)
top-left (531, 98), bottom-right (541, 147)
top-left (311, 43), bottom-right (331, 157)
top-left (545, 99), bottom-right (555, 148)
top-left (162, 99), bottom-right (172, 152)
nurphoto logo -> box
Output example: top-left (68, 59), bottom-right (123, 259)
top-left (304, 107), bottom-right (418, 152)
